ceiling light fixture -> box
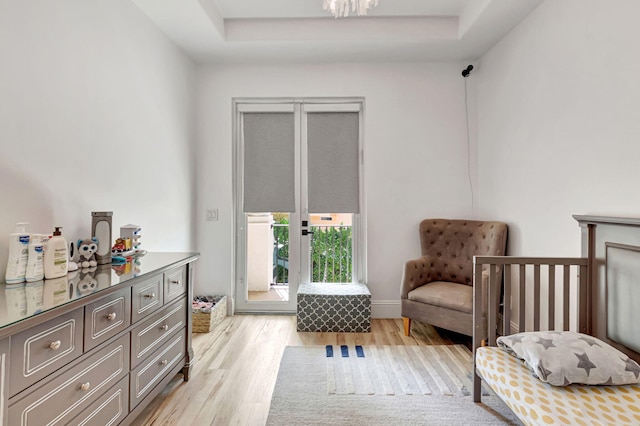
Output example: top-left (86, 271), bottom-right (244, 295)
top-left (323, 0), bottom-right (379, 18)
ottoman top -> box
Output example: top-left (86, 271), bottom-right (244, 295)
top-left (297, 282), bottom-right (371, 296)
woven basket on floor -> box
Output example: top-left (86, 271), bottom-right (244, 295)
top-left (193, 295), bottom-right (227, 333)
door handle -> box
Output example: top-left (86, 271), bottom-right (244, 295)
top-left (302, 229), bottom-right (314, 236)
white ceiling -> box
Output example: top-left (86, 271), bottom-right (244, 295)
top-left (131, 0), bottom-right (543, 64)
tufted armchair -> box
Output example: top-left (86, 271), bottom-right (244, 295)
top-left (401, 219), bottom-right (508, 337)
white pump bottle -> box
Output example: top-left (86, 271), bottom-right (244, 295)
top-left (44, 227), bottom-right (68, 280)
top-left (5, 222), bottom-right (30, 283)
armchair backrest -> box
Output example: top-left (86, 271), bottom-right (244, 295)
top-left (419, 219), bottom-right (508, 286)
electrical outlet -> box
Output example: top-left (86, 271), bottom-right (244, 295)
top-left (206, 208), bottom-right (219, 222)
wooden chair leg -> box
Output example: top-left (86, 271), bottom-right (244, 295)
top-left (403, 317), bottom-right (411, 336)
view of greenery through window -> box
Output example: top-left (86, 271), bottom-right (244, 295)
top-left (273, 213), bottom-right (353, 284)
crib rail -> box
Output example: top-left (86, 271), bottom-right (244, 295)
top-left (472, 256), bottom-right (589, 349)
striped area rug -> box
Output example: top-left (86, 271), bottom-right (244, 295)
top-left (324, 344), bottom-right (484, 397)
top-left (267, 345), bottom-right (521, 425)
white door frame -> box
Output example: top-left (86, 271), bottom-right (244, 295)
top-left (232, 97), bottom-right (367, 314)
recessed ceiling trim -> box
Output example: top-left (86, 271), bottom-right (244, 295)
top-left (225, 17), bottom-right (459, 42)
top-left (131, 0), bottom-right (543, 63)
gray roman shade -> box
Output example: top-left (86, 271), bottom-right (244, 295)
top-left (242, 112), bottom-right (295, 213)
top-left (307, 112), bottom-right (360, 213)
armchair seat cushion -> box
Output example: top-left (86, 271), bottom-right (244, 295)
top-left (407, 281), bottom-right (472, 314)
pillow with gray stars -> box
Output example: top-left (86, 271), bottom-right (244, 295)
top-left (497, 331), bottom-right (640, 386)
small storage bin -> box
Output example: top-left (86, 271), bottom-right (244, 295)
top-left (192, 295), bottom-right (226, 333)
top-left (297, 283), bottom-right (371, 332)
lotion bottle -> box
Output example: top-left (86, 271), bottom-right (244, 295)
top-left (25, 234), bottom-right (45, 282)
top-left (5, 222), bottom-right (30, 283)
top-left (44, 227), bottom-right (68, 279)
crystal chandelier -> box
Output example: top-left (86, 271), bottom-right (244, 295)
top-left (323, 0), bottom-right (379, 18)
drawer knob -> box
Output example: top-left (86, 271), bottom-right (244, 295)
top-left (160, 359), bottom-right (168, 366)
top-left (106, 312), bottom-right (117, 321)
top-left (49, 340), bottom-right (61, 351)
top-left (144, 293), bottom-right (156, 299)
top-left (170, 280), bottom-right (180, 284)
top-left (160, 324), bottom-right (169, 331)
top-left (80, 382), bottom-right (91, 391)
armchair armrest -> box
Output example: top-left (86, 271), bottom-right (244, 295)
top-left (400, 255), bottom-right (433, 299)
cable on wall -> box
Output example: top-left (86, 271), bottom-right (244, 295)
top-left (462, 64), bottom-right (475, 218)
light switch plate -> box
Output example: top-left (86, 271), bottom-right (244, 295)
top-left (206, 209), bottom-right (219, 221)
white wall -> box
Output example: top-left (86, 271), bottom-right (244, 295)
top-left (196, 62), bottom-right (475, 316)
top-left (0, 0), bottom-right (197, 277)
top-left (476, 0), bottom-right (640, 257)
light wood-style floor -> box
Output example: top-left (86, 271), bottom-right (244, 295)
top-left (248, 285), bottom-right (289, 302)
top-left (132, 316), bottom-right (469, 426)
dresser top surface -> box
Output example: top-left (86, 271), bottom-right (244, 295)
top-left (0, 251), bottom-right (199, 333)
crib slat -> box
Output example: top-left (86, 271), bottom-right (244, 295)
top-left (579, 264), bottom-right (589, 334)
top-left (488, 264), bottom-right (498, 346)
top-left (518, 264), bottom-right (526, 332)
top-left (473, 260), bottom-right (483, 351)
top-left (503, 265), bottom-right (512, 336)
top-left (472, 259), bottom-right (483, 403)
top-left (563, 265), bottom-right (570, 330)
top-left (533, 264), bottom-right (541, 331)
top-left (548, 265), bottom-right (555, 330)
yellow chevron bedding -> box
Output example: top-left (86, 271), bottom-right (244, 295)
top-left (475, 346), bottom-right (640, 425)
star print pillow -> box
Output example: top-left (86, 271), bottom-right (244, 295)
top-left (497, 331), bottom-right (640, 386)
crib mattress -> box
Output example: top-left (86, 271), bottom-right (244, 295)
top-left (475, 346), bottom-right (640, 425)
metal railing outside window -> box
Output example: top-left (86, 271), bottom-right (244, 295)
top-left (272, 222), bottom-right (353, 285)
top-left (273, 223), bottom-right (289, 285)
top-left (310, 224), bottom-right (353, 283)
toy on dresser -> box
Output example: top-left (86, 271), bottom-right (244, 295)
top-left (111, 237), bottom-right (132, 255)
top-left (112, 224), bottom-right (145, 260)
top-left (77, 238), bottom-right (98, 268)
top-left (120, 224), bottom-right (142, 251)
top-left (111, 225), bottom-right (146, 258)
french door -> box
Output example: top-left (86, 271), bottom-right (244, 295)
top-left (233, 98), bottom-right (366, 313)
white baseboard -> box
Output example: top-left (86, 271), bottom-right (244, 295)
top-left (230, 297), bottom-right (402, 318)
top-left (371, 300), bottom-right (401, 319)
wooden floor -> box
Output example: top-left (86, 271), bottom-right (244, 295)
top-left (132, 316), bottom-right (470, 426)
top-left (248, 285), bottom-right (289, 302)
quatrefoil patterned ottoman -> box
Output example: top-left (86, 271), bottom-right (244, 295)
top-left (296, 283), bottom-right (371, 332)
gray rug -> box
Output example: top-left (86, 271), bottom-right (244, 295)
top-left (267, 345), bottom-right (522, 425)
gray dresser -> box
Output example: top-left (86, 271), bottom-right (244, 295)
top-left (0, 252), bottom-right (199, 426)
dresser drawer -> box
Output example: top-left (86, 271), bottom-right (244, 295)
top-left (164, 266), bottom-right (186, 304)
top-left (10, 308), bottom-right (84, 396)
top-left (8, 334), bottom-right (129, 426)
top-left (131, 274), bottom-right (164, 323)
top-left (68, 376), bottom-right (128, 426)
top-left (130, 299), bottom-right (186, 368)
top-left (130, 329), bottom-right (186, 409)
top-left (84, 288), bottom-right (131, 351)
